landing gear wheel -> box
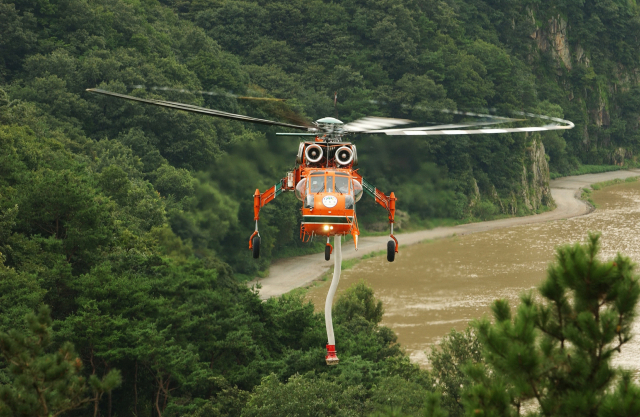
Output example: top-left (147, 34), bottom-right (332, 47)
top-left (325, 245), bottom-right (331, 261)
top-left (252, 235), bottom-right (261, 259)
top-left (387, 240), bottom-right (396, 262)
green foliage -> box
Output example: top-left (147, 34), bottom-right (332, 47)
top-left (550, 165), bottom-right (624, 180)
top-left (216, 286), bottom-right (435, 417)
top-left (181, 377), bottom-right (250, 417)
top-left (0, 306), bottom-right (121, 417)
top-left (598, 373), bottom-right (640, 417)
top-left (241, 373), bottom-right (367, 417)
top-left (590, 176), bottom-right (639, 191)
top-left (3, 0), bottom-right (640, 276)
top-left (464, 234), bottom-right (640, 416)
top-left (369, 376), bottom-right (434, 415)
top-left (0, 266), bottom-right (45, 335)
top-left (429, 328), bottom-right (484, 417)
top-left (8, 0), bottom-right (633, 275)
top-left (335, 280), bottom-right (385, 325)
top-left (2, 0), bottom-right (640, 414)
top-left (472, 201), bottom-right (498, 221)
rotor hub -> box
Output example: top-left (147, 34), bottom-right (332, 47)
top-left (314, 117), bottom-right (345, 142)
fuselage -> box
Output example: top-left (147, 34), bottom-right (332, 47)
top-left (296, 168), bottom-right (363, 237)
top-left (251, 138), bottom-right (395, 255)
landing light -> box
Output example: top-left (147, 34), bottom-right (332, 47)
top-left (324, 225), bottom-right (329, 230)
top-left (330, 226), bottom-right (334, 230)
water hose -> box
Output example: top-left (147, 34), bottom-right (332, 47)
top-left (324, 235), bottom-right (341, 365)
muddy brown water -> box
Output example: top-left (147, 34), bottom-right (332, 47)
top-left (306, 181), bottom-right (640, 369)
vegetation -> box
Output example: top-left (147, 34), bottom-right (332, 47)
top-left (580, 176), bottom-right (638, 207)
top-left (2, 0), bottom-right (640, 415)
top-left (3, 0), bottom-right (640, 274)
top-left (550, 165), bottom-right (624, 180)
top-left (590, 176), bottom-right (639, 190)
top-left (3, 233), bottom-right (638, 416)
top-left (0, 306), bottom-right (121, 417)
top-left (464, 234), bottom-right (640, 416)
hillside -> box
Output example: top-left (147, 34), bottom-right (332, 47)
top-left (5, 0), bottom-right (637, 275)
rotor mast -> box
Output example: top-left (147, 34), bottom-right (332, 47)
top-left (314, 117), bottom-right (346, 142)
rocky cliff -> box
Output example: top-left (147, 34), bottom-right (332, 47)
top-left (470, 135), bottom-right (553, 218)
top-left (522, 137), bottom-right (554, 211)
top-left (526, 8), bottom-right (640, 169)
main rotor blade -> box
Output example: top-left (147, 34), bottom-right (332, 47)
top-left (343, 117), bottom-right (413, 133)
top-left (360, 118), bottom-right (521, 134)
top-left (359, 112), bottom-right (574, 135)
top-left (372, 124), bottom-right (574, 136)
top-left (86, 88), bottom-right (311, 130)
top-left (275, 133), bottom-right (319, 136)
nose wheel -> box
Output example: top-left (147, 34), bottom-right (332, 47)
top-left (325, 238), bottom-right (333, 261)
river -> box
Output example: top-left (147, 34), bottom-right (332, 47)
top-left (306, 180), bottom-right (640, 369)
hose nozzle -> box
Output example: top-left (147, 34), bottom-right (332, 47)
top-left (325, 344), bottom-right (339, 365)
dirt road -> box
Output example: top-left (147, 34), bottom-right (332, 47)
top-left (249, 169), bottom-right (640, 299)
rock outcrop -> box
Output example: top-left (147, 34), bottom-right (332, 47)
top-left (532, 15), bottom-right (571, 71)
top-left (522, 137), bottom-right (554, 211)
top-left (470, 136), bottom-right (554, 216)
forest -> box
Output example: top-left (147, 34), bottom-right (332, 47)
top-left (1, 0), bottom-right (640, 415)
top-left (3, 0), bottom-right (640, 273)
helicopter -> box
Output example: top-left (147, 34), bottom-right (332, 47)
top-left (252, 116), bottom-right (405, 263)
top-left (87, 87), bottom-right (574, 365)
top-left (87, 88), bottom-right (574, 263)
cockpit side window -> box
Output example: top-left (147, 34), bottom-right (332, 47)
top-left (335, 175), bottom-right (350, 194)
top-left (309, 173), bottom-right (325, 193)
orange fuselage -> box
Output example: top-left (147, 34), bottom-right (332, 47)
top-left (250, 140), bottom-right (395, 253)
top-left (297, 168), bottom-right (361, 238)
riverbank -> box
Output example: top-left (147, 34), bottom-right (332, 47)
top-left (249, 169), bottom-right (640, 299)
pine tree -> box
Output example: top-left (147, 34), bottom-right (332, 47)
top-left (0, 306), bottom-right (121, 417)
top-left (463, 233), bottom-right (640, 417)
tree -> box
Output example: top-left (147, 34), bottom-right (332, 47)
top-left (334, 280), bottom-right (384, 325)
top-left (240, 373), bottom-right (367, 417)
top-left (429, 328), bottom-right (483, 417)
top-left (0, 306), bottom-right (121, 417)
top-left (464, 234), bottom-right (640, 416)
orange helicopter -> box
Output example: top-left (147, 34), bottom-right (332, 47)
top-left (87, 88), bottom-right (575, 263)
top-left (87, 87), bottom-right (575, 366)
top-left (87, 89), bottom-right (412, 261)
top-left (249, 117), bottom-right (399, 263)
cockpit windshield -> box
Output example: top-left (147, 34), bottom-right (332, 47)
top-left (309, 173), bottom-right (325, 193)
top-left (326, 176), bottom-right (333, 192)
top-left (307, 172), bottom-right (351, 194)
top-left (335, 175), bottom-right (350, 194)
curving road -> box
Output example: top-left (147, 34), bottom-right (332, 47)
top-left (248, 169), bottom-right (640, 299)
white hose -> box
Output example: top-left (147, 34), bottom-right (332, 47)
top-left (324, 235), bottom-right (342, 345)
